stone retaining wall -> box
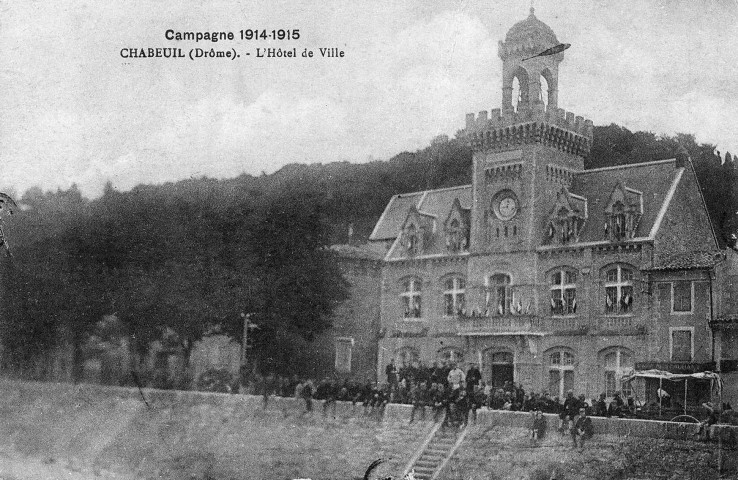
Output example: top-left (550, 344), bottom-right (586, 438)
top-left (3, 379), bottom-right (736, 443)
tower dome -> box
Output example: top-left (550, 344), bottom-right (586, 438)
top-left (499, 8), bottom-right (559, 60)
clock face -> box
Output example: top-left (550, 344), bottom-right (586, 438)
top-left (495, 194), bottom-right (518, 220)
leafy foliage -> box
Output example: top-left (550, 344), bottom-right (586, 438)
top-left (0, 127), bottom-right (735, 378)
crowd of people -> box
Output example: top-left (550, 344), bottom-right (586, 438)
top-left (246, 359), bottom-right (736, 448)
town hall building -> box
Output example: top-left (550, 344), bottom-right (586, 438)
top-left (367, 9), bottom-right (721, 402)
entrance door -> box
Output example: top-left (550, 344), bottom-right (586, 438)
top-left (486, 351), bottom-right (514, 389)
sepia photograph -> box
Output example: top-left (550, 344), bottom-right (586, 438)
top-left (1, 0), bottom-right (737, 478)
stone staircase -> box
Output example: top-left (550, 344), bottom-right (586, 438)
top-left (403, 421), bottom-right (468, 480)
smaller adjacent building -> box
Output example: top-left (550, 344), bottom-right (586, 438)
top-left (306, 243), bottom-right (383, 380)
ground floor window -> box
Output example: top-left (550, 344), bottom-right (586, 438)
top-left (548, 350), bottom-right (574, 398)
top-left (603, 348), bottom-right (633, 398)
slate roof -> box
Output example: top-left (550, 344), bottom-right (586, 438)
top-left (570, 159), bottom-right (681, 242)
top-left (369, 185), bottom-right (472, 241)
top-left (646, 251), bottom-right (723, 271)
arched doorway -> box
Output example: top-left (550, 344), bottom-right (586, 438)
top-left (484, 350), bottom-right (514, 389)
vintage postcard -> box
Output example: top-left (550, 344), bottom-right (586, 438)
top-left (0, 1), bottom-right (737, 479)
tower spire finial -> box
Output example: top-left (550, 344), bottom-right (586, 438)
top-left (530, 0), bottom-right (535, 16)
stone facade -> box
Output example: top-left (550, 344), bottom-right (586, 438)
top-left (306, 244), bottom-right (383, 380)
top-left (369, 9), bottom-right (722, 404)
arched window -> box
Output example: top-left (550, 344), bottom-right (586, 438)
top-left (510, 68), bottom-right (530, 112)
top-left (438, 347), bottom-right (464, 365)
top-left (550, 269), bottom-right (577, 315)
top-left (603, 348), bottom-right (634, 398)
top-left (400, 278), bottom-right (422, 318)
top-left (605, 266), bottom-right (634, 314)
top-left (486, 274), bottom-right (512, 316)
top-left (396, 347), bottom-right (419, 367)
top-left (539, 74), bottom-right (549, 108)
top-left (547, 349), bottom-right (575, 399)
top-left (443, 276), bottom-right (466, 316)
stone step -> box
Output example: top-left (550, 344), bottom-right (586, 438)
top-left (418, 452), bottom-right (445, 459)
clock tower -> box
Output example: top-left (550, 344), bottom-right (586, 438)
top-left (464, 8), bottom-right (593, 256)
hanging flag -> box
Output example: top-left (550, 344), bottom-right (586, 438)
top-left (548, 223), bottom-right (555, 238)
top-left (523, 43), bottom-right (571, 61)
top-left (516, 300), bottom-right (523, 313)
top-left (571, 298), bottom-right (577, 314)
top-left (606, 294), bottom-right (613, 309)
top-left (509, 302), bottom-right (516, 315)
top-left (497, 303), bottom-right (504, 315)
top-left (525, 300), bottom-right (532, 315)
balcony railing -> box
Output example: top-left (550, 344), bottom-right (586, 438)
top-left (456, 315), bottom-right (545, 335)
top-left (635, 361), bottom-right (716, 374)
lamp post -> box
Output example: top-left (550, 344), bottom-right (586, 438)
top-left (239, 312), bottom-right (258, 392)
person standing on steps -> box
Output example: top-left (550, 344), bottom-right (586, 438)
top-left (447, 362), bottom-right (465, 392)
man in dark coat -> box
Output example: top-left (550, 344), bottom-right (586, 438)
top-left (465, 363), bottom-right (482, 395)
top-left (572, 407), bottom-right (593, 449)
top-left (385, 359), bottom-right (398, 387)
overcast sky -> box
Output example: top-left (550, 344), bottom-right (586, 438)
top-left (2, 0), bottom-right (737, 198)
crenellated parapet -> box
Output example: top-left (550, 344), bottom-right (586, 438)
top-left (462, 106), bottom-right (593, 157)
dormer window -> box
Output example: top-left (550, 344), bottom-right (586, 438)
top-left (604, 185), bottom-right (642, 242)
top-left (546, 188), bottom-right (587, 245)
top-left (404, 224), bottom-right (419, 255)
top-left (446, 219), bottom-right (467, 252)
top-left (444, 198), bottom-right (470, 253)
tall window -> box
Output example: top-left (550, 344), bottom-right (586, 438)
top-left (401, 278), bottom-right (422, 318)
top-left (551, 269), bottom-right (577, 315)
top-left (672, 281), bottom-right (693, 313)
top-left (605, 266), bottom-right (634, 314)
top-left (443, 277), bottom-right (466, 316)
top-left (487, 274), bottom-right (512, 316)
top-left (670, 328), bottom-right (693, 362)
top-left (405, 224), bottom-right (419, 255)
top-left (335, 337), bottom-right (354, 373)
top-left (603, 348), bottom-right (633, 398)
top-left (548, 350), bottom-right (575, 399)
